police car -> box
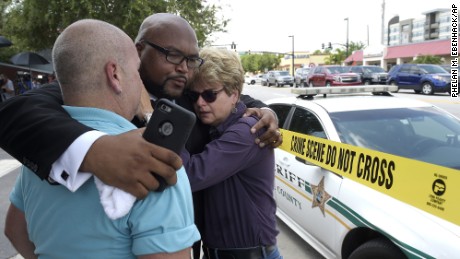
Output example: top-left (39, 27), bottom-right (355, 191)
top-left (266, 85), bottom-right (460, 259)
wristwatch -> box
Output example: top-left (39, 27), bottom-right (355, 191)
top-left (143, 112), bottom-right (152, 125)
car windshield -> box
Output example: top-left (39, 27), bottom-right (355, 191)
top-left (278, 71), bottom-right (290, 76)
top-left (301, 69), bottom-right (310, 75)
top-left (363, 66), bottom-right (385, 73)
top-left (331, 107), bottom-right (460, 170)
top-left (327, 66), bottom-right (347, 74)
top-left (441, 65), bottom-right (452, 73)
top-left (419, 65), bottom-right (447, 74)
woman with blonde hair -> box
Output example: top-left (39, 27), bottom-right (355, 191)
top-left (182, 47), bottom-right (281, 259)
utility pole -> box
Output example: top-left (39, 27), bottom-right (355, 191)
top-left (381, 0), bottom-right (385, 45)
top-left (344, 18), bottom-right (349, 58)
top-left (288, 35), bottom-right (294, 76)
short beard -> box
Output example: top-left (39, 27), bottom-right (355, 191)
top-left (143, 78), bottom-right (183, 100)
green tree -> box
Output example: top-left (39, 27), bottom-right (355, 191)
top-left (241, 52), bottom-right (280, 73)
top-left (326, 41), bottom-right (365, 64)
top-left (411, 55), bottom-right (442, 64)
top-left (347, 41), bottom-right (366, 54)
top-left (241, 54), bottom-right (258, 73)
top-left (325, 48), bottom-right (346, 65)
top-left (312, 49), bottom-right (322, 55)
top-left (0, 0), bottom-right (15, 61)
top-left (1, 0), bottom-right (228, 52)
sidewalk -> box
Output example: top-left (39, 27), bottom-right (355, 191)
top-left (0, 157), bottom-right (22, 259)
top-left (0, 159), bottom-right (20, 178)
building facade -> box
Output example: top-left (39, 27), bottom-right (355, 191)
top-left (279, 52), bottom-right (329, 74)
top-left (344, 8), bottom-right (452, 70)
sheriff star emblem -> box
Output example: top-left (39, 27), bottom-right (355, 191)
top-left (311, 176), bottom-right (331, 217)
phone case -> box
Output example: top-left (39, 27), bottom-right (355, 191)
top-left (143, 98), bottom-right (196, 155)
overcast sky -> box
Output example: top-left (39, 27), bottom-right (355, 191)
top-left (209, 0), bottom-right (451, 53)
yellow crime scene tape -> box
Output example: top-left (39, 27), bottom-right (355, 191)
top-left (279, 128), bottom-right (460, 226)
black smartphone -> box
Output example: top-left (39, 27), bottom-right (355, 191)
top-left (143, 98), bottom-right (196, 155)
top-left (142, 99), bottom-right (196, 192)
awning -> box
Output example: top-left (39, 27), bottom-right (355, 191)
top-left (344, 50), bottom-right (363, 63)
top-left (0, 62), bottom-right (53, 74)
top-left (385, 39), bottom-right (450, 59)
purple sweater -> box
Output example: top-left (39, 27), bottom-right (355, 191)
top-left (181, 101), bottom-right (278, 248)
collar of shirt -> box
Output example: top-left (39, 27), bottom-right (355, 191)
top-left (149, 93), bottom-right (176, 106)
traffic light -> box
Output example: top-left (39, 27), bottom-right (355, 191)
top-left (321, 43), bottom-right (325, 49)
top-left (328, 42), bottom-right (332, 49)
top-left (231, 42), bottom-right (236, 50)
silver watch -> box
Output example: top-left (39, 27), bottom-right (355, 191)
top-left (143, 112), bottom-right (152, 125)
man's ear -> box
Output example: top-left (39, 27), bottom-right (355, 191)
top-left (105, 60), bottom-right (122, 94)
top-left (135, 42), bottom-right (144, 57)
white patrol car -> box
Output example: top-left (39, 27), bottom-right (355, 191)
top-left (266, 86), bottom-right (460, 259)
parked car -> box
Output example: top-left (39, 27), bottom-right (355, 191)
top-left (244, 75), bottom-right (257, 85)
top-left (306, 65), bottom-right (361, 87)
top-left (267, 70), bottom-right (294, 87)
top-left (267, 85), bottom-right (460, 259)
top-left (294, 67), bottom-right (311, 87)
top-left (260, 73), bottom-right (269, 86)
top-left (387, 64), bottom-right (451, 95)
top-left (347, 65), bottom-right (388, 85)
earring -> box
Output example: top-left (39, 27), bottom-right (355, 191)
top-left (232, 105), bottom-right (237, 113)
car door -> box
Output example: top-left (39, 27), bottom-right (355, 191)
top-left (396, 65), bottom-right (413, 89)
top-left (350, 67), bottom-right (364, 82)
top-left (269, 71), bottom-right (277, 85)
top-left (310, 67), bottom-right (325, 86)
top-left (271, 103), bottom-right (343, 254)
top-left (408, 66), bottom-right (424, 88)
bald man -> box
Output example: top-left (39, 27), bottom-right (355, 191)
top-left (5, 19), bottom-right (200, 259)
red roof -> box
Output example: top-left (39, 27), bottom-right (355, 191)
top-left (385, 39), bottom-right (450, 59)
top-left (344, 50), bottom-right (363, 63)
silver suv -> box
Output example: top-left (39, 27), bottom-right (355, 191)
top-left (267, 70), bottom-right (294, 87)
top-left (294, 67), bottom-right (310, 87)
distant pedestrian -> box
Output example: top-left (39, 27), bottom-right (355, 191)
top-left (47, 72), bottom-right (56, 83)
top-left (0, 74), bottom-right (15, 101)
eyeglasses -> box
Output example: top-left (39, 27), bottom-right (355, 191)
top-left (187, 88), bottom-right (225, 103)
top-left (143, 40), bottom-right (204, 68)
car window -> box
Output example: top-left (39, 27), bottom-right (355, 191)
top-left (411, 66), bottom-right (423, 74)
top-left (269, 104), bottom-right (292, 128)
top-left (350, 67), bottom-right (360, 73)
top-left (327, 66), bottom-right (347, 74)
top-left (419, 65), bottom-right (447, 74)
top-left (330, 107), bottom-right (460, 169)
top-left (364, 66), bottom-right (385, 73)
top-left (399, 65), bottom-right (412, 73)
top-left (288, 108), bottom-right (326, 139)
top-left (388, 65), bottom-right (399, 74)
top-left (279, 71), bottom-right (290, 76)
